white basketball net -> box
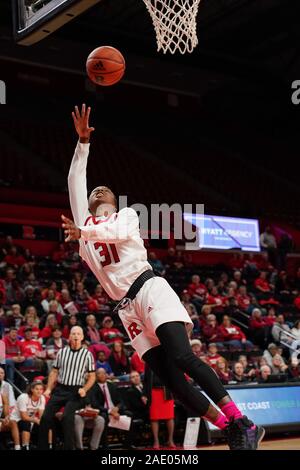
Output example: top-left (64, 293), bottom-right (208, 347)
top-left (143, 0), bottom-right (202, 54)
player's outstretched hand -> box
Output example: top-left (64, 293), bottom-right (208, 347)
top-left (61, 214), bottom-right (81, 242)
top-left (72, 103), bottom-right (95, 142)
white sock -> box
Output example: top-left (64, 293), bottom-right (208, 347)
top-left (14, 445), bottom-right (21, 450)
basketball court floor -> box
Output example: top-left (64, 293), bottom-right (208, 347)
top-left (198, 436), bottom-right (300, 450)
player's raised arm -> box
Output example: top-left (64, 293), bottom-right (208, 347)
top-left (62, 208), bottom-right (138, 244)
top-left (68, 104), bottom-right (95, 226)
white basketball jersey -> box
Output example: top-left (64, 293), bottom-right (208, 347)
top-left (68, 142), bottom-right (151, 300)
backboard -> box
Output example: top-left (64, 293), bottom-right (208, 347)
top-left (12, 0), bottom-right (103, 46)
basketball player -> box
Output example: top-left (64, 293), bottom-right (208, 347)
top-left (62, 104), bottom-right (264, 450)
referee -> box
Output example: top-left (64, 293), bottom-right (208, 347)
top-left (38, 326), bottom-right (96, 450)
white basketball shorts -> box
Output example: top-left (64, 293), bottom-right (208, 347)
top-left (118, 276), bottom-right (193, 358)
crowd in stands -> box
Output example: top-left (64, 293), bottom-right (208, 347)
top-left (0, 235), bottom-right (300, 449)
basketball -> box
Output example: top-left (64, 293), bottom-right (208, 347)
top-left (86, 46), bottom-right (125, 86)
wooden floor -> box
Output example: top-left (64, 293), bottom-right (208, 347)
top-left (198, 437), bottom-right (300, 450)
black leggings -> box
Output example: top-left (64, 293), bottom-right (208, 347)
top-left (143, 322), bottom-right (228, 416)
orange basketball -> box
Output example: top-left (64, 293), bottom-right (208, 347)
top-left (86, 46), bottom-right (125, 86)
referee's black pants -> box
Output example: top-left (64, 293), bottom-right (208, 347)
top-left (38, 384), bottom-right (86, 450)
top-left (143, 322), bottom-right (228, 417)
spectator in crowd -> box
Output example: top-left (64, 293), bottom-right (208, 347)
top-left (218, 315), bottom-right (254, 350)
top-left (205, 286), bottom-right (225, 310)
top-left (99, 317), bottom-right (124, 344)
top-left (271, 354), bottom-right (288, 375)
top-left (58, 289), bottom-right (73, 311)
top-left (52, 243), bottom-right (68, 263)
top-left (232, 362), bottom-right (249, 383)
top-left (126, 371), bottom-right (148, 422)
top-left (287, 358), bottom-right (300, 381)
top-left (39, 314), bottom-right (59, 341)
top-left (73, 281), bottom-right (91, 313)
top-left (62, 313), bottom-right (80, 339)
top-left (4, 327), bottom-right (35, 383)
top-left (39, 300), bottom-right (64, 329)
top-left (264, 307), bottom-right (277, 327)
top-left (237, 355), bottom-right (257, 381)
top-left (187, 274), bottom-right (207, 312)
top-left (148, 252), bottom-right (166, 277)
top-left (249, 308), bottom-right (268, 348)
top-left (3, 268), bottom-right (24, 305)
top-left (145, 365), bottom-right (175, 450)
top-left (21, 285), bottom-right (42, 316)
top-left (84, 314), bottom-right (101, 344)
top-left (10, 380), bottom-right (46, 450)
top-left (88, 368), bottom-right (132, 448)
top-left (0, 366), bottom-right (16, 415)
top-left (202, 314), bottom-right (223, 347)
top-left (190, 339), bottom-right (202, 359)
top-left (45, 327), bottom-right (68, 373)
top-left (20, 328), bottom-right (45, 372)
top-left (254, 271), bottom-right (273, 301)
top-left (6, 304), bottom-right (24, 329)
top-left (260, 226), bottom-right (277, 266)
top-left (181, 290), bottom-right (200, 334)
top-left (228, 253), bottom-right (245, 271)
top-left (291, 320), bottom-right (300, 341)
top-left (74, 394), bottom-right (105, 451)
top-left (198, 305), bottom-right (213, 328)
top-left (92, 284), bottom-right (110, 312)
top-left (23, 306), bottom-right (40, 327)
top-left (95, 351), bottom-right (113, 376)
top-left (275, 271), bottom-right (293, 304)
top-left (0, 386), bottom-right (10, 444)
top-left (206, 343), bottom-right (223, 370)
top-left (293, 292), bottom-right (300, 311)
top-left (130, 351), bottom-right (145, 375)
top-left (41, 282), bottom-right (60, 301)
top-left (215, 358), bottom-right (233, 385)
top-left (258, 365), bottom-right (272, 383)
top-left (18, 314), bottom-right (40, 340)
top-left (108, 342), bottom-right (130, 380)
top-left (0, 366), bottom-right (20, 450)
top-left (271, 314), bottom-right (291, 344)
top-left (263, 343), bottom-right (279, 368)
top-left (41, 289), bottom-right (64, 315)
top-left (236, 285), bottom-right (251, 311)
top-left (4, 246), bottom-right (26, 269)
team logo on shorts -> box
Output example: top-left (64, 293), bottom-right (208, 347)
top-left (128, 322), bottom-right (142, 340)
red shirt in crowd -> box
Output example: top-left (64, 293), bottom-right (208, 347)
top-left (218, 324), bottom-right (246, 341)
top-left (4, 254), bottom-right (26, 267)
top-left (3, 335), bottom-right (22, 358)
top-left (236, 294), bottom-right (251, 310)
top-left (264, 316), bottom-right (276, 326)
top-left (202, 324), bottom-right (224, 343)
top-left (205, 293), bottom-right (225, 306)
top-left (130, 351), bottom-right (145, 374)
top-left (20, 339), bottom-right (43, 358)
top-left (249, 318), bottom-right (267, 330)
top-left (254, 278), bottom-right (271, 291)
top-left (18, 325), bottom-right (40, 340)
top-left (188, 282), bottom-right (207, 298)
top-left (207, 353), bottom-right (223, 370)
top-left (99, 327), bottom-right (123, 344)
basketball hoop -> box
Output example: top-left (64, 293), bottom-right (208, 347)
top-left (142, 0), bottom-right (202, 54)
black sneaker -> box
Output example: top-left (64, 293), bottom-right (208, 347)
top-left (225, 416), bottom-right (265, 450)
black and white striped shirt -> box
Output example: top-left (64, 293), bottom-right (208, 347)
top-left (53, 346), bottom-right (95, 386)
